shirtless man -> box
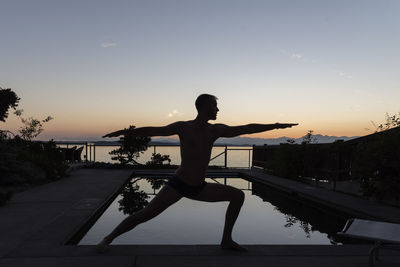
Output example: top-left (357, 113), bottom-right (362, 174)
top-left (96, 94), bottom-right (298, 252)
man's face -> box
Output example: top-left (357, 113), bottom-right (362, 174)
top-left (207, 99), bottom-right (219, 120)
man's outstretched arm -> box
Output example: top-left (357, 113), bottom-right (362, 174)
top-left (215, 123), bottom-right (298, 138)
top-left (103, 122), bottom-right (182, 138)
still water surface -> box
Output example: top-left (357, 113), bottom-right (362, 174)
top-left (79, 177), bottom-right (347, 245)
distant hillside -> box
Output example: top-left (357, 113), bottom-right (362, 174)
top-left (153, 134), bottom-right (358, 146)
top-left (215, 134), bottom-right (358, 146)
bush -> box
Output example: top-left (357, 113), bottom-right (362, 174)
top-left (352, 127), bottom-right (400, 201)
top-left (0, 138), bottom-right (68, 185)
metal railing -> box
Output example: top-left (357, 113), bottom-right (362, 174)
top-left (208, 145), bottom-right (252, 168)
top-left (55, 142), bottom-right (253, 168)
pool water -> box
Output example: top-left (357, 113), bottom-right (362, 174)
top-left (78, 177), bottom-right (348, 245)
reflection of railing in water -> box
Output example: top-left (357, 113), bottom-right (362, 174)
top-left (55, 142), bottom-right (253, 168)
top-left (144, 177), bottom-right (252, 195)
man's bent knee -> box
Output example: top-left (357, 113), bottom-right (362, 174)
top-left (231, 189), bottom-right (245, 204)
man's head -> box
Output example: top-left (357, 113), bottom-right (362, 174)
top-left (195, 94), bottom-right (219, 120)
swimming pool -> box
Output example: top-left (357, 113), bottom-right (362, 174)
top-left (77, 176), bottom-right (349, 245)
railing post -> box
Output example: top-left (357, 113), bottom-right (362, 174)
top-left (93, 144), bottom-right (96, 163)
top-left (249, 146), bottom-right (253, 168)
top-left (224, 145), bottom-right (227, 168)
top-left (334, 146), bottom-right (341, 192)
top-left (89, 144), bottom-right (92, 162)
top-left (85, 142), bottom-right (88, 162)
top-left (263, 144), bottom-right (267, 171)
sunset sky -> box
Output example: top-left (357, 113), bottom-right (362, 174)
top-left (1, 0), bottom-right (399, 140)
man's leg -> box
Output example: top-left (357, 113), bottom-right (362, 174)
top-left (189, 183), bottom-right (246, 251)
top-left (96, 185), bottom-right (182, 253)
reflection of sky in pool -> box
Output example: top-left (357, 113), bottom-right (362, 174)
top-left (79, 177), bottom-right (344, 245)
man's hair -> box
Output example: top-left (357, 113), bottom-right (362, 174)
top-left (195, 94), bottom-right (218, 112)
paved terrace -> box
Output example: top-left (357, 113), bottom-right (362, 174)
top-left (0, 168), bottom-right (399, 267)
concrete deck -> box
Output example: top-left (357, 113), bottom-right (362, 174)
top-left (240, 168), bottom-right (400, 223)
top-left (0, 168), bottom-right (399, 266)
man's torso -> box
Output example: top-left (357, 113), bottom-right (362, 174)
top-left (175, 120), bottom-right (219, 185)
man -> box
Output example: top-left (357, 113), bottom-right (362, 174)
top-left (96, 94), bottom-right (298, 252)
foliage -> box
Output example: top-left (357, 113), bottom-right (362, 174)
top-left (351, 127), bottom-right (400, 201)
top-left (146, 177), bottom-right (168, 190)
top-left (259, 125), bottom-right (400, 203)
top-left (145, 153), bottom-right (171, 166)
top-left (109, 126), bottom-right (151, 165)
top-left (16, 139), bottom-right (68, 180)
top-left (1, 137), bottom-right (68, 183)
top-left (375, 112), bottom-right (400, 132)
top-left (0, 87), bottom-right (20, 122)
top-left (265, 130), bottom-right (321, 180)
top-left (301, 130), bottom-right (318, 145)
top-left (265, 143), bottom-right (303, 179)
top-left (0, 130), bottom-right (15, 140)
top-left (14, 110), bottom-right (53, 140)
top-left (0, 87), bottom-right (66, 207)
top-left (83, 161), bottom-right (179, 169)
top-left (118, 179), bottom-right (149, 215)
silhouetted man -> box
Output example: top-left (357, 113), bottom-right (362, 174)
top-left (96, 94), bottom-right (298, 252)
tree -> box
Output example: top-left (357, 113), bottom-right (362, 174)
top-left (301, 130), bottom-right (318, 145)
top-left (109, 125), bottom-right (151, 165)
top-left (14, 110), bottom-right (53, 140)
top-left (0, 87), bottom-right (20, 122)
top-left (146, 153), bottom-right (171, 166)
top-left (375, 112), bottom-right (400, 132)
top-left (118, 179), bottom-right (149, 215)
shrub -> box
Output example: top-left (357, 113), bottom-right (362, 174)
top-left (351, 127), bottom-right (400, 201)
top-left (109, 126), bottom-right (151, 165)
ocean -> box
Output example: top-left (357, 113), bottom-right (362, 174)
top-left (60, 145), bottom-right (253, 168)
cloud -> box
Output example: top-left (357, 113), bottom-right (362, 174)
top-left (167, 109), bottom-right (183, 118)
top-left (101, 42), bottom-right (117, 48)
top-left (338, 71), bottom-right (352, 79)
top-left (292, 53), bottom-right (303, 59)
top-left (280, 49), bottom-right (317, 63)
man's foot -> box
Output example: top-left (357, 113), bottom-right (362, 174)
top-left (220, 240), bottom-right (248, 252)
top-left (95, 238), bottom-right (111, 253)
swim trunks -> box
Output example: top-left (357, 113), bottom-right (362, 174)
top-left (166, 176), bottom-right (207, 198)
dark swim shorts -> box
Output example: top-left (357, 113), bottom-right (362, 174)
top-left (166, 176), bottom-right (207, 198)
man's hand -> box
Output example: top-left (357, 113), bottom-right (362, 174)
top-left (102, 130), bottom-right (124, 138)
top-left (275, 123), bottom-right (298, 129)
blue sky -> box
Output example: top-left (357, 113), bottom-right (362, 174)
top-left (1, 0), bottom-right (399, 140)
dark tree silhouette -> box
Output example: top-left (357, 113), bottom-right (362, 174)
top-left (109, 125), bottom-right (151, 165)
top-left (0, 87), bottom-right (20, 122)
top-left (118, 179), bottom-right (149, 215)
top-left (146, 153), bottom-right (171, 166)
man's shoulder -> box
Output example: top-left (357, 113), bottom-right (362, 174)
top-left (209, 123), bottom-right (230, 136)
top-left (168, 120), bottom-right (191, 131)
top-left (169, 120), bottom-right (187, 126)
top-left (211, 123), bottom-right (229, 129)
